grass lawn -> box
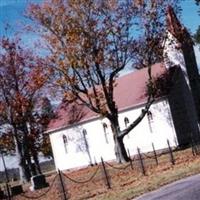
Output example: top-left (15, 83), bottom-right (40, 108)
top-left (12, 147), bottom-right (200, 200)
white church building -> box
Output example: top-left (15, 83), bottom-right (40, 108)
top-left (46, 7), bottom-right (200, 171)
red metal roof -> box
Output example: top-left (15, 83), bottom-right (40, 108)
top-left (47, 63), bottom-right (166, 133)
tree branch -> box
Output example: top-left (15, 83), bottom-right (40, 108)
top-left (119, 96), bottom-right (154, 138)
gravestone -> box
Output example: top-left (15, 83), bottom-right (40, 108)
top-left (0, 188), bottom-right (4, 199)
top-left (29, 174), bottom-right (49, 191)
top-left (10, 185), bottom-right (23, 196)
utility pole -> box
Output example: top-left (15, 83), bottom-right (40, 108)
top-left (0, 148), bottom-right (11, 200)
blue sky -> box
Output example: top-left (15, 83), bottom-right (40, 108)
top-left (0, 0), bottom-right (41, 39)
top-left (0, 0), bottom-right (200, 35)
top-left (181, 0), bottom-right (200, 33)
top-left (0, 0), bottom-right (199, 66)
top-left (0, 0), bottom-right (199, 33)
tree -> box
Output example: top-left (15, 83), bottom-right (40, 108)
top-left (0, 129), bottom-right (15, 154)
top-left (134, 0), bottom-right (180, 69)
top-left (0, 37), bottom-right (48, 182)
top-left (38, 97), bottom-right (55, 158)
top-left (28, 0), bottom-right (180, 162)
top-left (194, 26), bottom-right (200, 44)
top-left (195, 0), bottom-right (200, 5)
top-left (194, 0), bottom-right (200, 45)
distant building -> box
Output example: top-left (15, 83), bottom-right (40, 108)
top-left (45, 6), bottom-right (200, 171)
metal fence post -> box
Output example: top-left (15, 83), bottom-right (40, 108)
top-left (58, 169), bottom-right (68, 200)
top-left (191, 138), bottom-right (196, 156)
top-left (101, 157), bottom-right (111, 189)
top-left (127, 149), bottom-right (133, 170)
top-left (137, 148), bottom-right (146, 176)
top-left (167, 140), bottom-right (175, 165)
top-left (152, 143), bottom-right (158, 165)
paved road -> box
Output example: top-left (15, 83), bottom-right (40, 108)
top-left (134, 174), bottom-right (200, 200)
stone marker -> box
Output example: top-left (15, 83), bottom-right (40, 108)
top-left (0, 188), bottom-right (4, 199)
top-left (29, 174), bottom-right (49, 191)
top-left (10, 185), bottom-right (23, 196)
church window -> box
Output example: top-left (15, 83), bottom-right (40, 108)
top-left (82, 129), bottom-right (89, 149)
top-left (82, 129), bottom-right (92, 165)
top-left (103, 123), bottom-right (109, 143)
top-left (162, 100), bottom-right (168, 106)
top-left (83, 129), bottom-right (87, 135)
top-left (124, 117), bottom-right (130, 138)
top-left (147, 111), bottom-right (153, 133)
top-left (124, 117), bottom-right (129, 127)
top-left (63, 135), bottom-right (68, 153)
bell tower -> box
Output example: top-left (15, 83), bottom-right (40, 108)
top-left (164, 6), bottom-right (200, 121)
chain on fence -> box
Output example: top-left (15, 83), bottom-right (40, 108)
top-left (104, 161), bottom-right (131, 170)
top-left (62, 165), bottom-right (100, 184)
top-left (7, 142), bottom-right (199, 200)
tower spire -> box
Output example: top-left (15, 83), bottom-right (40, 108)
top-left (165, 5), bottom-right (200, 121)
top-left (166, 6), bottom-right (193, 45)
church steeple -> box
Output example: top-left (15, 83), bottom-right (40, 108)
top-left (164, 5), bottom-right (200, 121)
top-left (166, 6), bottom-right (193, 46)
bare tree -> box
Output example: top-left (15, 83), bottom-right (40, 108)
top-left (28, 0), bottom-right (180, 162)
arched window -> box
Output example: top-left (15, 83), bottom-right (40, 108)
top-left (124, 117), bottom-right (130, 138)
top-left (124, 117), bottom-right (129, 127)
top-left (82, 129), bottom-right (89, 149)
top-left (103, 123), bottom-right (109, 144)
top-left (83, 129), bottom-right (87, 136)
top-left (82, 129), bottom-right (92, 165)
top-left (147, 111), bottom-right (153, 120)
top-left (63, 135), bottom-right (68, 153)
top-left (147, 110), bottom-right (153, 133)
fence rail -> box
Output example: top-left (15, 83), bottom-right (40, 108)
top-left (1, 140), bottom-right (199, 200)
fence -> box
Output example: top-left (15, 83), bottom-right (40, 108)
top-left (0, 140), bottom-right (199, 200)
top-left (0, 160), bottom-right (55, 184)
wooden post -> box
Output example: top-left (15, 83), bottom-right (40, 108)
top-left (127, 149), bottom-right (133, 170)
top-left (101, 157), bottom-right (111, 189)
top-left (58, 169), bottom-right (68, 200)
top-left (191, 137), bottom-right (196, 156)
top-left (152, 143), bottom-right (158, 165)
top-left (137, 148), bottom-right (146, 175)
top-left (167, 140), bottom-right (175, 165)
top-left (191, 143), bottom-right (196, 156)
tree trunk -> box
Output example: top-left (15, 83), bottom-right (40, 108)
top-left (114, 135), bottom-right (130, 163)
top-left (110, 118), bottom-right (129, 163)
top-left (21, 122), bottom-right (37, 177)
top-left (15, 139), bottom-right (31, 182)
top-left (32, 152), bottom-right (42, 174)
top-left (21, 140), bottom-right (33, 179)
top-left (22, 136), bottom-right (35, 177)
top-left (13, 129), bottom-right (31, 182)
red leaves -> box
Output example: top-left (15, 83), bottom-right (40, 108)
top-left (0, 37), bottom-right (46, 99)
top-left (0, 37), bottom-right (48, 152)
top-left (0, 131), bottom-right (15, 153)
